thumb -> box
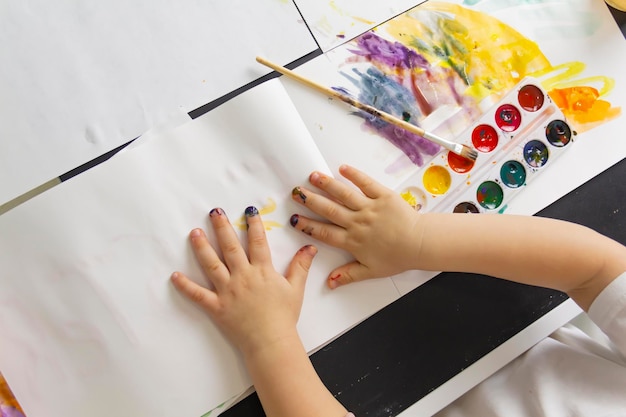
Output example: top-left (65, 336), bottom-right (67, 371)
top-left (327, 261), bottom-right (373, 289)
top-left (285, 244), bottom-right (317, 292)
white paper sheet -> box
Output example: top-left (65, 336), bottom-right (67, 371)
top-left (281, 0), bottom-right (626, 295)
top-left (0, 0), bottom-right (317, 205)
top-left (0, 79), bottom-right (400, 417)
top-left (294, 0), bottom-right (426, 51)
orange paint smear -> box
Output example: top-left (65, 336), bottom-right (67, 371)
top-left (549, 86), bottom-right (621, 131)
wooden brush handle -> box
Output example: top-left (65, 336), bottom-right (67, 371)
top-left (256, 57), bottom-right (429, 139)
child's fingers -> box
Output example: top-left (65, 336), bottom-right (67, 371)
top-left (291, 186), bottom-right (351, 227)
top-left (339, 164), bottom-right (387, 199)
top-left (209, 208), bottom-right (248, 270)
top-left (171, 271), bottom-right (219, 313)
top-left (308, 171), bottom-right (367, 210)
top-left (244, 206), bottom-right (272, 265)
top-left (289, 214), bottom-right (347, 248)
top-left (189, 228), bottom-right (229, 291)
top-left (285, 245), bottom-right (317, 294)
top-left (326, 261), bottom-right (373, 289)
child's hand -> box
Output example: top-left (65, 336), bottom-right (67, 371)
top-left (290, 164), bottom-right (423, 289)
top-left (171, 207), bottom-right (317, 358)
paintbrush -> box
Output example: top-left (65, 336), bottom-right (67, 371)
top-left (256, 57), bottom-right (478, 162)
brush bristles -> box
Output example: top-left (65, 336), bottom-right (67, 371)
top-left (460, 145), bottom-right (479, 162)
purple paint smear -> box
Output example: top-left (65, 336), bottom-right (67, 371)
top-left (350, 32), bottom-right (430, 70)
top-left (339, 67), bottom-right (439, 166)
top-left (0, 405), bottom-right (25, 417)
top-left (337, 31), bottom-right (483, 167)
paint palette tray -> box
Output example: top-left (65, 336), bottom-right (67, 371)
top-left (396, 77), bottom-right (575, 214)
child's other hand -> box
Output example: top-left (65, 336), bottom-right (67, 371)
top-left (290, 164), bottom-right (422, 289)
top-left (171, 207), bottom-right (317, 358)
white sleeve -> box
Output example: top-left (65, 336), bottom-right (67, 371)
top-left (588, 271), bottom-right (626, 359)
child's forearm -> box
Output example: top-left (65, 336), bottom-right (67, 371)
top-left (243, 332), bottom-right (347, 417)
top-left (413, 213), bottom-right (626, 310)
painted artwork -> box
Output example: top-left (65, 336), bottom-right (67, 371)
top-left (335, 1), bottom-right (621, 170)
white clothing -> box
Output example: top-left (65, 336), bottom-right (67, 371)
top-left (435, 271), bottom-right (626, 417)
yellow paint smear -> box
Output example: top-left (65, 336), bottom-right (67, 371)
top-left (400, 190), bottom-right (417, 207)
top-left (235, 198), bottom-right (282, 231)
top-left (328, 1), bottom-right (374, 27)
top-left (385, 2), bottom-right (550, 101)
top-left (382, 2), bottom-right (620, 132)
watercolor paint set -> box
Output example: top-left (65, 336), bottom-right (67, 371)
top-left (397, 77), bottom-right (575, 214)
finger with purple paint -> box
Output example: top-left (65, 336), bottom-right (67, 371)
top-left (290, 164), bottom-right (424, 289)
top-left (291, 164), bottom-right (626, 313)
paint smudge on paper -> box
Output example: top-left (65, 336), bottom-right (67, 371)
top-left (235, 198), bottom-right (282, 231)
top-left (0, 373), bottom-right (25, 417)
top-left (201, 397), bottom-right (235, 417)
top-left (335, 1), bottom-right (620, 167)
top-left (338, 66), bottom-right (441, 166)
top-left (549, 84), bottom-right (620, 130)
top-left (328, 1), bottom-right (375, 25)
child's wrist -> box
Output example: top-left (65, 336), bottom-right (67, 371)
top-left (240, 328), bottom-right (302, 361)
top-left (403, 212), bottom-right (427, 271)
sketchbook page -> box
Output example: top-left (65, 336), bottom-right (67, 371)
top-left (283, 0), bottom-right (626, 295)
top-left (0, 79), bottom-right (400, 417)
top-left (0, 0), bottom-right (317, 206)
top-left (293, 0), bottom-right (426, 51)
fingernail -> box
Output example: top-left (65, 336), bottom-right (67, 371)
top-left (328, 274), bottom-right (341, 289)
top-left (289, 214), bottom-right (299, 227)
top-left (190, 228), bottom-right (202, 238)
top-left (209, 207), bottom-right (224, 217)
top-left (292, 186), bottom-right (306, 203)
top-left (171, 272), bottom-right (180, 281)
top-left (310, 172), bottom-right (320, 183)
top-left (301, 244), bottom-right (317, 255)
top-left (245, 206), bottom-right (259, 217)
